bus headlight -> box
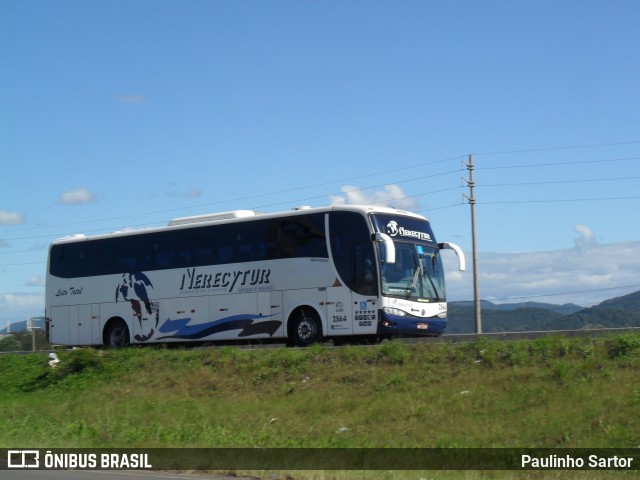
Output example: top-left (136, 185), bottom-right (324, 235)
top-left (383, 307), bottom-right (406, 317)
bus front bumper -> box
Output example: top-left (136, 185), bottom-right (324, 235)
top-left (377, 309), bottom-right (447, 336)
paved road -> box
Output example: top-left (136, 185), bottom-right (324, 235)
top-left (0, 470), bottom-right (248, 480)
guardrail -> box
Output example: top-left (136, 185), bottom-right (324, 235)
top-left (1, 326), bottom-right (639, 354)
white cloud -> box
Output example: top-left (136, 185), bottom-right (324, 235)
top-left (0, 292), bottom-right (45, 328)
top-left (0, 293), bottom-right (43, 308)
top-left (26, 276), bottom-right (45, 287)
top-left (59, 188), bottom-right (96, 205)
top-left (118, 94), bottom-right (146, 104)
top-left (573, 224), bottom-right (597, 252)
top-left (329, 184), bottom-right (420, 210)
top-left (444, 231), bottom-right (640, 307)
top-left (0, 211), bottom-right (25, 225)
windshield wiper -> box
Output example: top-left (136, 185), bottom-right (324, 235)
top-left (406, 252), bottom-right (423, 298)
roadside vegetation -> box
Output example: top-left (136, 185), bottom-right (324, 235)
top-left (1, 333), bottom-right (639, 479)
top-left (0, 330), bottom-right (50, 352)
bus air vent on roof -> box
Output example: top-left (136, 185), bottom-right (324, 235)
top-left (169, 210), bottom-right (258, 226)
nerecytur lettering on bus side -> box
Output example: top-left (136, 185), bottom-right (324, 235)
top-left (179, 267), bottom-right (271, 292)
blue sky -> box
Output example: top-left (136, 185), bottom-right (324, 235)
top-left (2, 0), bottom-right (640, 328)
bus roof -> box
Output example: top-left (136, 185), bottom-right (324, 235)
top-left (50, 205), bottom-right (428, 245)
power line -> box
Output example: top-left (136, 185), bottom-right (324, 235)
top-left (484, 284), bottom-right (640, 303)
top-left (245, 169), bottom-right (462, 211)
top-left (4, 140), bottom-right (639, 237)
top-left (0, 170), bottom-right (464, 243)
top-left (419, 202), bottom-right (465, 212)
top-left (482, 195), bottom-right (640, 205)
top-left (3, 184), bottom-right (639, 244)
top-left (0, 185), bottom-right (468, 247)
top-left (0, 261), bottom-right (45, 267)
top-left (477, 156), bottom-right (640, 171)
top-left (2, 149), bottom-right (638, 240)
top-left (1, 144), bottom-right (639, 251)
top-left (1, 157), bottom-right (465, 235)
top-left (0, 248), bottom-right (47, 254)
top-left (0, 186), bottom-right (468, 267)
top-left (473, 140), bottom-right (640, 157)
top-left (482, 175), bottom-right (640, 188)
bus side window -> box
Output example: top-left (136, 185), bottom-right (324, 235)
top-left (237, 243), bottom-right (253, 262)
top-left (118, 256), bottom-right (136, 272)
top-left (195, 247), bottom-right (214, 266)
top-left (155, 251), bottom-right (174, 269)
top-left (218, 245), bottom-right (233, 264)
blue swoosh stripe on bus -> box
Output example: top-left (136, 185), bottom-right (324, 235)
top-left (156, 314), bottom-right (280, 340)
top-left (237, 320), bottom-right (282, 337)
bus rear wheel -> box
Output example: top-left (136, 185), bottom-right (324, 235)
top-left (290, 308), bottom-right (323, 347)
top-left (105, 319), bottom-right (130, 348)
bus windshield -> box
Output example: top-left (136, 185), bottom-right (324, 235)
top-left (379, 242), bottom-right (446, 302)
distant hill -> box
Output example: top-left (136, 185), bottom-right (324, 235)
top-left (448, 291), bottom-right (640, 334)
top-left (447, 304), bottom-right (576, 333)
top-left (565, 290), bottom-right (640, 330)
top-left (0, 317), bottom-right (45, 335)
top-left (596, 289), bottom-right (640, 311)
top-left (452, 300), bottom-right (582, 315)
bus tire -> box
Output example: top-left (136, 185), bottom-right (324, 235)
top-left (105, 319), bottom-right (130, 348)
top-left (289, 307), bottom-right (323, 347)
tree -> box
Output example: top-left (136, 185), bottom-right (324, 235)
top-left (0, 335), bottom-right (21, 352)
top-left (11, 331), bottom-right (51, 351)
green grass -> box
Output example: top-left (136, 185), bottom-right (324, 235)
top-left (1, 334), bottom-right (639, 479)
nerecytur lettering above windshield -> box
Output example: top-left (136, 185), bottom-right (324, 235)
top-left (370, 214), bottom-right (437, 244)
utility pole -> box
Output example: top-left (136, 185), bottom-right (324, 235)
top-left (463, 155), bottom-right (482, 334)
top-left (27, 317), bottom-right (39, 352)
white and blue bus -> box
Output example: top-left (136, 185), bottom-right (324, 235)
top-left (45, 205), bottom-right (465, 347)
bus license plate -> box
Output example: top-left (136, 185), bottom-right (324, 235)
top-left (417, 323), bottom-right (428, 330)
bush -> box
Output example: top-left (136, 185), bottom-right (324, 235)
top-left (62, 348), bottom-right (105, 373)
top-left (21, 348), bottom-right (105, 392)
top-left (608, 333), bottom-right (640, 358)
top-left (0, 336), bottom-right (21, 352)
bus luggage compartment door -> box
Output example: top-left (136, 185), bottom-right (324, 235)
top-left (49, 306), bottom-right (69, 345)
top-left (75, 304), bottom-right (100, 345)
top-left (326, 286), bottom-right (353, 336)
top-left (255, 291), bottom-right (284, 339)
top-left (352, 296), bottom-right (377, 335)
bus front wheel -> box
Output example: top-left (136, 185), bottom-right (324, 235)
top-left (289, 308), bottom-right (323, 347)
top-left (105, 319), bottom-right (130, 348)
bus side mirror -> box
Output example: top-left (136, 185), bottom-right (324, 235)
top-left (438, 242), bottom-right (466, 271)
top-left (374, 233), bottom-right (395, 264)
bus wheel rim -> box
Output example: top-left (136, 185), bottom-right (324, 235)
top-left (298, 319), bottom-right (315, 340)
